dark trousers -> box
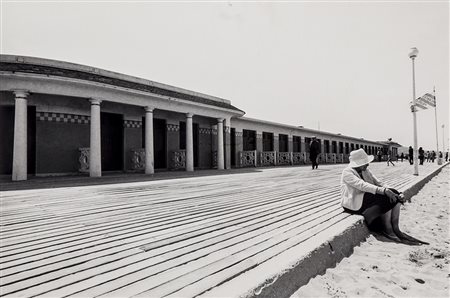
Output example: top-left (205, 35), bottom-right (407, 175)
top-left (310, 155), bottom-right (319, 169)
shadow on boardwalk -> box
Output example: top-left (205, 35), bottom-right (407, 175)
top-left (0, 167), bottom-right (267, 191)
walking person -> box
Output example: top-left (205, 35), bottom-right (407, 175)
top-left (387, 150), bottom-right (395, 166)
top-left (425, 151), bottom-right (429, 162)
top-left (400, 152), bottom-right (404, 162)
top-left (340, 148), bottom-right (428, 244)
top-left (408, 146), bottom-right (414, 165)
top-left (309, 136), bottom-right (321, 170)
top-left (418, 147), bottom-right (425, 165)
top-left (446, 152), bottom-right (448, 162)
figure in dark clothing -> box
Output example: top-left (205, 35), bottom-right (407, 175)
top-left (408, 146), bottom-right (414, 165)
top-left (400, 152), bottom-right (404, 162)
top-left (446, 152), bottom-right (448, 162)
top-left (418, 147), bottom-right (424, 165)
top-left (431, 151), bottom-right (436, 163)
top-left (309, 137), bottom-right (321, 169)
top-left (377, 150), bottom-right (382, 162)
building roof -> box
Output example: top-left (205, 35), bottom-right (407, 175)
top-left (0, 55), bottom-right (245, 114)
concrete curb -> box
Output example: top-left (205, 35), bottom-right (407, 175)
top-left (251, 163), bottom-right (448, 298)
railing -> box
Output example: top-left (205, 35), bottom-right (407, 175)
top-left (212, 151), bottom-right (218, 169)
top-left (171, 150), bottom-right (186, 170)
top-left (260, 151), bottom-right (277, 166)
top-left (78, 147), bottom-right (90, 173)
top-left (292, 152), bottom-right (303, 165)
top-left (239, 150), bottom-right (257, 167)
top-left (131, 148), bottom-right (145, 170)
top-left (277, 152), bottom-right (291, 166)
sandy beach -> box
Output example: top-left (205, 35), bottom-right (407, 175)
top-left (292, 165), bottom-right (450, 298)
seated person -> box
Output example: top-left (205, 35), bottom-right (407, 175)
top-left (340, 148), bottom-right (428, 244)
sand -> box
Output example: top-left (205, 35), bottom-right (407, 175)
top-left (292, 166), bottom-right (450, 298)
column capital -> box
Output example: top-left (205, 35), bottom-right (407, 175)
top-left (217, 118), bottom-right (224, 123)
top-left (186, 113), bottom-right (194, 118)
top-left (145, 106), bottom-right (154, 113)
top-left (90, 98), bottom-right (102, 105)
top-left (13, 90), bottom-right (29, 99)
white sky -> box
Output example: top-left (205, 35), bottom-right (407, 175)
top-left (1, 0), bottom-right (449, 151)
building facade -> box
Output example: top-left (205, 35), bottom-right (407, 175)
top-left (0, 55), bottom-right (398, 180)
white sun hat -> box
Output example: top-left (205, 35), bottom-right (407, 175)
top-left (348, 148), bottom-right (374, 168)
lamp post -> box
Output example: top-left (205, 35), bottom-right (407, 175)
top-left (434, 87), bottom-right (442, 165)
top-left (442, 124), bottom-right (445, 153)
top-left (409, 47), bottom-right (419, 175)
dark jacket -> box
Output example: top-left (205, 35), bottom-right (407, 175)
top-left (310, 140), bottom-right (320, 157)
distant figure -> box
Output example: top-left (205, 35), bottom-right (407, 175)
top-left (309, 136), bottom-right (321, 170)
top-left (446, 152), bottom-right (448, 162)
top-left (431, 151), bottom-right (436, 163)
top-left (340, 149), bottom-right (428, 244)
top-left (387, 150), bottom-right (395, 166)
top-left (400, 152), bottom-right (404, 162)
top-left (418, 147), bottom-right (425, 165)
top-left (377, 149), bottom-right (382, 162)
top-left (408, 146), bottom-right (414, 165)
top-left (439, 151), bottom-right (443, 159)
top-left (425, 151), bottom-right (429, 162)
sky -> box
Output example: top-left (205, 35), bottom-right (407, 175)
top-left (1, 0), bottom-right (449, 151)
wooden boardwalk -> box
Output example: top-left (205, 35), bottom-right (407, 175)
top-left (0, 162), bottom-right (446, 297)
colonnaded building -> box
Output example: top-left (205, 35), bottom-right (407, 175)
top-left (0, 55), bottom-right (400, 181)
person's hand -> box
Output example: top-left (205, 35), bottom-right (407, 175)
top-left (385, 189), bottom-right (398, 204)
top-left (397, 192), bottom-right (406, 204)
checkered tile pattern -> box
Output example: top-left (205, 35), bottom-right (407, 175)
top-left (199, 128), bottom-right (212, 134)
top-left (124, 120), bottom-right (142, 128)
top-left (37, 112), bottom-right (90, 124)
top-left (167, 124), bottom-right (179, 132)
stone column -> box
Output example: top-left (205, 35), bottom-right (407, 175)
top-left (224, 117), bottom-right (231, 169)
top-left (145, 107), bottom-right (154, 174)
top-left (186, 113), bottom-right (194, 172)
top-left (89, 98), bottom-right (102, 177)
top-left (300, 137), bottom-right (306, 153)
top-left (217, 118), bottom-right (225, 170)
top-left (12, 90), bottom-right (29, 181)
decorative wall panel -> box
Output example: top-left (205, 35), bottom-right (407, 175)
top-left (239, 151), bottom-right (257, 167)
top-left (260, 151), bottom-right (276, 166)
top-left (171, 150), bottom-right (186, 170)
top-left (78, 147), bottom-right (90, 172)
top-left (277, 152), bottom-right (291, 166)
top-left (131, 148), bottom-right (145, 170)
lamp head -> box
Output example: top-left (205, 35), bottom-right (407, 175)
top-left (409, 47), bottom-right (419, 59)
